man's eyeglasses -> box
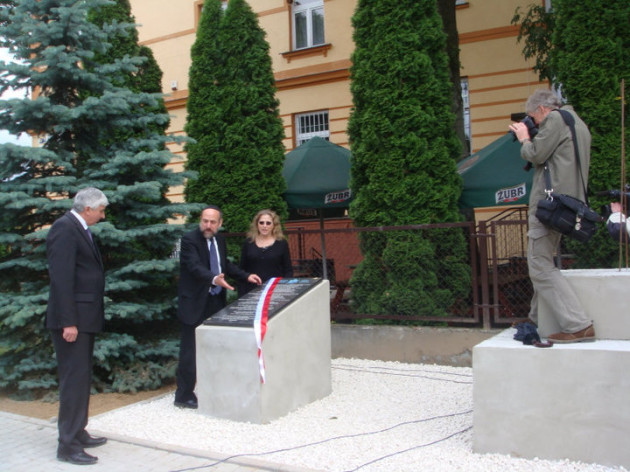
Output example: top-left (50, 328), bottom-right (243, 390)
top-left (258, 221), bottom-right (272, 226)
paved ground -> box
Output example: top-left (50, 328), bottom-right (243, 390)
top-left (0, 411), bottom-right (320, 472)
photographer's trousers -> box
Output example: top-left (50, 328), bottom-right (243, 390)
top-left (527, 221), bottom-right (592, 333)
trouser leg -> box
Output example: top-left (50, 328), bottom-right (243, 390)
top-left (175, 295), bottom-right (223, 402)
top-left (51, 330), bottom-right (94, 454)
top-left (528, 231), bottom-right (591, 333)
top-left (528, 287), bottom-right (538, 323)
top-left (175, 322), bottom-right (198, 402)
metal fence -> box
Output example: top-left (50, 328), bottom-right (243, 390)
top-left (220, 207), bottom-right (539, 329)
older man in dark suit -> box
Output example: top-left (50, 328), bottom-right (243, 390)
top-left (174, 205), bottom-right (262, 409)
top-left (46, 187), bottom-right (109, 465)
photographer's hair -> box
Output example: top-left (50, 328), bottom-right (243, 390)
top-left (246, 209), bottom-right (285, 242)
top-left (525, 89), bottom-right (563, 115)
top-left (72, 187), bottom-right (109, 212)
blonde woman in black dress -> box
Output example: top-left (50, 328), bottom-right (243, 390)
top-left (238, 209), bottom-right (293, 297)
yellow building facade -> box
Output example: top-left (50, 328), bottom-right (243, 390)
top-left (128, 0), bottom-right (546, 201)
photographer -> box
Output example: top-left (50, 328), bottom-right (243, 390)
top-left (508, 89), bottom-right (595, 343)
top-left (606, 202), bottom-right (630, 240)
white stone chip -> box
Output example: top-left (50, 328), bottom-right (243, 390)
top-left (90, 358), bottom-right (625, 472)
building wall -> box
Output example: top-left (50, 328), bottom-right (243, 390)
top-left (127, 0), bottom-right (546, 193)
top-left (457, 0), bottom-right (546, 151)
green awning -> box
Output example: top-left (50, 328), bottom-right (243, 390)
top-left (282, 136), bottom-right (352, 209)
top-left (457, 133), bottom-right (533, 208)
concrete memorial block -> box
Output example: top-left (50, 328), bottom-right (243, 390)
top-left (538, 268), bottom-right (630, 340)
top-left (196, 278), bottom-right (331, 424)
top-left (473, 329), bottom-right (630, 468)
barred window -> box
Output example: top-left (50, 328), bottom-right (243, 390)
top-left (295, 111), bottom-right (329, 146)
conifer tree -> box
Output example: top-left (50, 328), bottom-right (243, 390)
top-left (347, 0), bottom-right (470, 317)
top-left (184, 0), bottom-right (287, 238)
top-left (0, 0), bottom-right (197, 396)
top-left (512, 1), bottom-right (629, 268)
top-left (551, 0), bottom-right (629, 206)
top-left (550, 0), bottom-right (630, 268)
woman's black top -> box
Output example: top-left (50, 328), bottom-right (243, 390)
top-left (238, 239), bottom-right (293, 297)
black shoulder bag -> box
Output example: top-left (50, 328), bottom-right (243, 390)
top-left (534, 109), bottom-right (601, 243)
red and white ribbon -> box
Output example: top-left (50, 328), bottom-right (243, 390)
top-left (254, 277), bottom-right (281, 383)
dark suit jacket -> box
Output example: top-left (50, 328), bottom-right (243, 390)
top-left (46, 212), bottom-right (105, 333)
top-left (177, 228), bottom-right (250, 325)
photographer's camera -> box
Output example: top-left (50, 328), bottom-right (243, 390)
top-left (510, 115), bottom-right (538, 142)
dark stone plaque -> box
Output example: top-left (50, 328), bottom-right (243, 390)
top-left (204, 278), bottom-right (322, 327)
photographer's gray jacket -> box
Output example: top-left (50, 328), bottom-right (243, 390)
top-left (520, 105), bottom-right (591, 237)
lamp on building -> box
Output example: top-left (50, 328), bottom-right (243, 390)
top-left (171, 80), bottom-right (178, 91)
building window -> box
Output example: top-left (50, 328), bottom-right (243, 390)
top-left (461, 77), bottom-right (471, 154)
top-left (292, 0), bottom-right (325, 50)
top-left (295, 110), bottom-right (329, 146)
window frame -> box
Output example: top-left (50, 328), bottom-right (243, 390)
top-left (294, 110), bottom-right (330, 147)
top-left (291, 0), bottom-right (325, 51)
top-left (461, 77), bottom-right (471, 155)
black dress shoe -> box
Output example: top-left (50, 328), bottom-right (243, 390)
top-left (79, 433), bottom-right (108, 448)
top-left (174, 398), bottom-right (198, 409)
top-left (57, 450), bottom-right (98, 465)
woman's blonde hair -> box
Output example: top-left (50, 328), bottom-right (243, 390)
top-left (246, 209), bottom-right (285, 241)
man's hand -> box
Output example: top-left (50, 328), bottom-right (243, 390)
top-left (62, 326), bottom-right (78, 343)
top-left (509, 122), bottom-right (529, 143)
top-left (248, 273), bottom-right (262, 285)
top-left (213, 273), bottom-right (235, 291)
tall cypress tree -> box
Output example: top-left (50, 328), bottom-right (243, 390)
top-left (184, 0), bottom-right (224, 211)
top-left (0, 0), bottom-right (196, 397)
top-left (184, 0), bottom-right (287, 237)
top-left (347, 0), bottom-right (470, 317)
top-left (550, 0), bottom-right (630, 268)
top-left (552, 0), bottom-right (630, 197)
top-left (511, 1), bottom-right (630, 268)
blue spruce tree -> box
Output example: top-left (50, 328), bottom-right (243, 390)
top-left (0, 0), bottom-right (198, 396)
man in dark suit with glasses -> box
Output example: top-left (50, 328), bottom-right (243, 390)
top-left (174, 205), bottom-right (261, 409)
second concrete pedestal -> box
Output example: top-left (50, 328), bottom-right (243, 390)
top-left (474, 268), bottom-right (630, 468)
top-left (196, 278), bottom-right (331, 424)
top-left (539, 268), bottom-right (630, 339)
top-left (473, 330), bottom-right (630, 468)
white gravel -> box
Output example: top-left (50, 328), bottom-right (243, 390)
top-left (90, 358), bottom-right (626, 472)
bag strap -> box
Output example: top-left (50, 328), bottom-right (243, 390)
top-left (543, 109), bottom-right (589, 206)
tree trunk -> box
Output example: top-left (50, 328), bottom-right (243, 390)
top-left (437, 0), bottom-right (467, 158)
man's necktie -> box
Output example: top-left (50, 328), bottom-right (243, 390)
top-left (209, 238), bottom-right (222, 295)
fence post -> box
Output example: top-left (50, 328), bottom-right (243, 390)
top-left (476, 221), bottom-right (492, 330)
